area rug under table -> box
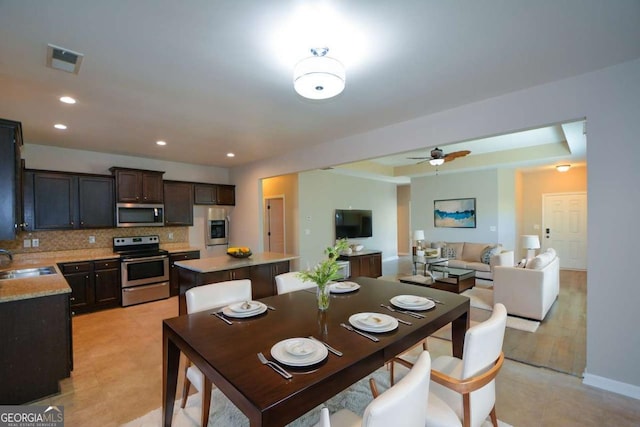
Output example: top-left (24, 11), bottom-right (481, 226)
top-left (121, 366), bottom-right (513, 427)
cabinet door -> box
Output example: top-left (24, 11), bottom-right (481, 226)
top-left (94, 265), bottom-right (121, 306)
top-left (64, 272), bottom-right (92, 312)
top-left (250, 264), bottom-right (274, 298)
top-left (78, 176), bottom-right (114, 228)
top-left (164, 181), bottom-right (194, 226)
top-left (370, 254), bottom-right (382, 277)
top-left (194, 184), bottom-right (217, 204)
top-left (169, 251), bottom-right (200, 296)
top-left (0, 120), bottom-right (21, 240)
top-left (230, 266), bottom-right (252, 281)
top-left (216, 185), bottom-right (235, 206)
top-left (32, 172), bottom-right (77, 230)
top-left (141, 172), bottom-right (164, 203)
top-left (114, 169), bottom-right (141, 202)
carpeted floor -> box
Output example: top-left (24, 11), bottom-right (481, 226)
top-left (122, 365), bottom-right (513, 427)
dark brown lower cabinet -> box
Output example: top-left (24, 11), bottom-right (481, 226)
top-left (60, 259), bottom-right (121, 314)
top-left (177, 260), bottom-right (290, 314)
top-left (339, 252), bottom-right (382, 279)
top-left (0, 293), bottom-right (72, 404)
top-left (169, 250), bottom-right (200, 296)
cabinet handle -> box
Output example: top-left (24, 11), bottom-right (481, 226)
top-left (70, 297), bottom-right (75, 301)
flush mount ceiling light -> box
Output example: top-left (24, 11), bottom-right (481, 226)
top-left (226, 153), bottom-right (235, 158)
top-left (59, 96), bottom-right (76, 104)
top-left (156, 140), bottom-right (167, 146)
top-left (429, 158), bottom-right (445, 166)
top-left (54, 123), bottom-right (67, 130)
top-left (556, 164), bottom-right (571, 172)
top-left (293, 47), bottom-right (345, 100)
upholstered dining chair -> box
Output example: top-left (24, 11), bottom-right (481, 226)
top-left (391, 303), bottom-right (507, 427)
top-left (275, 271), bottom-right (315, 294)
top-left (316, 351), bottom-right (432, 427)
top-left (181, 279), bottom-right (252, 426)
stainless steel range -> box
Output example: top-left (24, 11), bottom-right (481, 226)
top-left (114, 235), bottom-right (170, 306)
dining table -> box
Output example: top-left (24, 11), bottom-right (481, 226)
top-left (162, 276), bottom-right (470, 427)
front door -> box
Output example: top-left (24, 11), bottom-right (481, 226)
top-left (542, 192), bottom-right (587, 270)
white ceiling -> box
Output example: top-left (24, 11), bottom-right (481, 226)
top-left (0, 1), bottom-right (638, 168)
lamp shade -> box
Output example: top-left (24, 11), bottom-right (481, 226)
top-left (521, 235), bottom-right (541, 249)
top-left (293, 54), bottom-right (345, 100)
top-left (413, 230), bottom-right (425, 241)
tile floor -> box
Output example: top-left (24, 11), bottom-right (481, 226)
top-left (31, 273), bottom-right (640, 426)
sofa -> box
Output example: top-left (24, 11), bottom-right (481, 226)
top-left (425, 241), bottom-right (514, 284)
top-left (493, 248), bottom-right (560, 320)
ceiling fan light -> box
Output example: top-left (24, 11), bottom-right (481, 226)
top-left (556, 164), bottom-right (571, 172)
top-left (429, 158), bottom-right (445, 166)
top-left (293, 50), bottom-right (345, 100)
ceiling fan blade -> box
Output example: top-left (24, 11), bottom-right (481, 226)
top-left (443, 150), bottom-right (471, 162)
top-left (407, 156), bottom-right (430, 160)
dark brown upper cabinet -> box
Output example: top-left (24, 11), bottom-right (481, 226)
top-left (110, 167), bottom-right (164, 203)
top-left (0, 118), bottom-right (23, 240)
top-left (164, 181), bottom-right (194, 226)
top-left (194, 183), bottom-right (235, 206)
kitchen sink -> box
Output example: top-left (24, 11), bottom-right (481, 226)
top-left (0, 266), bottom-right (57, 280)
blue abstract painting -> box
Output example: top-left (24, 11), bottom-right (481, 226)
top-left (434, 198), bottom-right (476, 228)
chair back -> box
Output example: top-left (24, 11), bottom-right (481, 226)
top-left (461, 303), bottom-right (507, 378)
top-left (362, 351), bottom-right (431, 427)
top-left (185, 279), bottom-right (252, 314)
top-left (275, 271), bottom-right (315, 294)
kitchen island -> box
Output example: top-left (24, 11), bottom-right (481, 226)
top-left (175, 252), bottom-right (298, 314)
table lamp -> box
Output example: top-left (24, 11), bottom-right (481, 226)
top-left (521, 234), bottom-right (541, 260)
top-left (413, 230), bottom-right (425, 256)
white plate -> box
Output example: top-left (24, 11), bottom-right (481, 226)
top-left (221, 302), bottom-right (267, 318)
top-left (390, 295), bottom-right (435, 311)
top-left (228, 301), bottom-right (263, 313)
top-left (284, 339), bottom-right (316, 357)
top-left (349, 313), bottom-right (398, 333)
top-left (329, 281), bottom-right (360, 293)
top-left (271, 338), bottom-right (328, 367)
top-left (394, 295), bottom-right (429, 307)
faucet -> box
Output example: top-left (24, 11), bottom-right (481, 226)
top-left (0, 249), bottom-right (13, 262)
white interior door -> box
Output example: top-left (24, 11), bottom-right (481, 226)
top-left (542, 192), bottom-right (587, 270)
top-left (264, 197), bottom-right (285, 253)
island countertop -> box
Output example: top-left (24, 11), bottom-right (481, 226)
top-left (174, 252), bottom-right (299, 273)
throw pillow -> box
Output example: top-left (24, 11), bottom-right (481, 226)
top-left (442, 246), bottom-right (457, 259)
top-left (480, 245), bottom-right (498, 264)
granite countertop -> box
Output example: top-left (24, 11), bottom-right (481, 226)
top-left (1, 246), bottom-right (203, 304)
top-left (175, 252), bottom-right (299, 273)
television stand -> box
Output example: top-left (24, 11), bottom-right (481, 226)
top-left (338, 250), bottom-right (382, 279)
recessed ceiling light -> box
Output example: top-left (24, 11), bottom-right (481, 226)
top-left (226, 153), bottom-right (235, 158)
top-left (156, 140), bottom-right (167, 146)
top-left (59, 96), bottom-right (76, 104)
top-left (54, 123), bottom-right (67, 130)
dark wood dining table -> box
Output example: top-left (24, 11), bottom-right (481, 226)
top-left (162, 276), bottom-right (470, 427)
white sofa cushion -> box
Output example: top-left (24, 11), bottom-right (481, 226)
top-left (526, 249), bottom-right (556, 270)
top-left (461, 242), bottom-right (486, 262)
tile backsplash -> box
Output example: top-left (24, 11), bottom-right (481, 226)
top-left (0, 227), bottom-right (188, 254)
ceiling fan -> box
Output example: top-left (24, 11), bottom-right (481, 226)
top-left (407, 147), bottom-right (471, 165)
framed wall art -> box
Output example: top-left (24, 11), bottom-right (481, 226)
top-left (434, 198), bottom-right (476, 228)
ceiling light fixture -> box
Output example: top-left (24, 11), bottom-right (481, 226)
top-left (59, 96), bottom-right (76, 104)
top-left (156, 140), bottom-right (167, 146)
top-left (54, 124), bottom-right (67, 130)
top-left (556, 164), bottom-right (571, 172)
top-left (429, 158), bottom-right (445, 166)
top-left (226, 153), bottom-right (235, 158)
top-left (293, 47), bottom-right (345, 100)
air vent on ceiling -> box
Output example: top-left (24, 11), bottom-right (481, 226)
top-left (46, 44), bottom-right (84, 74)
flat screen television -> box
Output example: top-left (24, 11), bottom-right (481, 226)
top-left (335, 209), bottom-right (373, 239)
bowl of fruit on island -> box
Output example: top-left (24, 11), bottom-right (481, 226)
top-left (227, 247), bottom-right (252, 258)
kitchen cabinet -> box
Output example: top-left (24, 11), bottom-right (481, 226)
top-left (0, 293), bottom-right (72, 404)
top-left (23, 171), bottom-right (114, 230)
top-left (0, 118), bottom-right (23, 240)
top-left (164, 181), bottom-right (194, 226)
top-left (110, 167), bottom-right (164, 203)
top-left (338, 250), bottom-right (382, 279)
top-left (194, 183), bottom-right (236, 206)
top-left (60, 258), bottom-right (121, 314)
top-left (169, 250), bottom-right (200, 296)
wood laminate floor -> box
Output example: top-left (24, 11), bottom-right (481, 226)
top-left (31, 277), bottom-right (639, 426)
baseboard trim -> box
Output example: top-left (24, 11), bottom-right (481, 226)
top-left (583, 372), bottom-right (640, 400)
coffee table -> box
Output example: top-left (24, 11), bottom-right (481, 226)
top-left (412, 256), bottom-right (448, 276)
top-left (431, 265), bottom-right (475, 294)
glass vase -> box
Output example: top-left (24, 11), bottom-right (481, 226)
top-left (316, 283), bottom-right (330, 311)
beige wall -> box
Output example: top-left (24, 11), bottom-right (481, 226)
top-left (518, 165), bottom-right (587, 259)
top-left (397, 185), bottom-right (411, 255)
top-left (262, 174), bottom-right (299, 268)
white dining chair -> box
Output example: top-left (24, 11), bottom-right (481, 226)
top-left (275, 271), bottom-right (315, 294)
top-left (391, 304), bottom-right (507, 427)
top-left (316, 351), bottom-right (432, 427)
top-left (181, 279), bottom-right (252, 426)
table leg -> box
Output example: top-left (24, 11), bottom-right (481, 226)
top-left (451, 307), bottom-right (469, 358)
top-left (163, 326), bottom-right (180, 427)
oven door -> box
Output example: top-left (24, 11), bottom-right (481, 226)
top-left (206, 219), bottom-right (229, 246)
top-left (121, 255), bottom-right (169, 288)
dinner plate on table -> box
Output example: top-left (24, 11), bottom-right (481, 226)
top-left (390, 295), bottom-right (435, 311)
top-left (221, 301), bottom-right (267, 318)
top-left (329, 281), bottom-right (360, 293)
top-left (349, 312), bottom-right (398, 333)
top-left (271, 338), bottom-right (328, 367)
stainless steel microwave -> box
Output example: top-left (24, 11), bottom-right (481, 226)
top-left (116, 203), bottom-right (164, 227)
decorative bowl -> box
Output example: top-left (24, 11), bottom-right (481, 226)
top-left (352, 244), bottom-right (364, 252)
top-left (227, 251), bottom-right (252, 258)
